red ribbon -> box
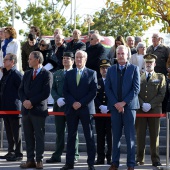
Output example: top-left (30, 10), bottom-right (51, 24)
top-left (0, 111), bottom-right (166, 118)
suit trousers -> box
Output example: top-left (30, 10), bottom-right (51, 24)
top-left (111, 108), bottom-right (136, 168)
top-left (22, 114), bottom-right (46, 162)
top-left (51, 115), bottom-right (79, 160)
top-left (66, 109), bottom-right (96, 166)
top-left (135, 117), bottom-right (160, 163)
top-left (95, 117), bottom-right (112, 161)
top-left (3, 117), bottom-right (23, 156)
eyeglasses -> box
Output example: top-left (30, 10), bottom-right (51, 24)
top-left (3, 59), bottom-right (11, 61)
top-left (90, 38), bottom-right (94, 40)
top-left (40, 44), bottom-right (46, 47)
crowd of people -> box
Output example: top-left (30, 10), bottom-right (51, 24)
top-left (0, 25), bottom-right (170, 170)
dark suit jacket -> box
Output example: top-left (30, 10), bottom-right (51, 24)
top-left (18, 68), bottom-right (53, 117)
top-left (63, 67), bottom-right (97, 115)
top-left (0, 66), bottom-right (22, 117)
top-left (95, 78), bottom-right (109, 113)
top-left (105, 62), bottom-right (140, 110)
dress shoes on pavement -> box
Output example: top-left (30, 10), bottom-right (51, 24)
top-left (152, 162), bottom-right (162, 167)
top-left (94, 159), bottom-right (104, 165)
top-left (60, 164), bottom-right (74, 170)
top-left (46, 157), bottom-right (61, 163)
top-left (135, 161), bottom-right (144, 166)
top-left (109, 164), bottom-right (118, 170)
top-left (88, 165), bottom-right (95, 170)
top-left (127, 167), bottom-right (134, 170)
top-left (6, 154), bottom-right (23, 161)
top-left (0, 152), bottom-right (15, 159)
top-left (20, 161), bottom-right (36, 169)
top-left (36, 161), bottom-right (43, 169)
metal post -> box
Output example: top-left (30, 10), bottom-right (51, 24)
top-left (158, 112), bottom-right (170, 170)
top-left (12, 0), bottom-right (15, 27)
top-left (74, 0), bottom-right (76, 29)
top-left (0, 118), bottom-right (4, 149)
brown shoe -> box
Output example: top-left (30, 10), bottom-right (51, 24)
top-left (36, 161), bottom-right (43, 169)
top-left (127, 167), bottom-right (134, 170)
top-left (109, 164), bottom-right (118, 170)
top-left (20, 161), bottom-right (36, 169)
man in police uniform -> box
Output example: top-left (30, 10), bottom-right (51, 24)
top-left (94, 59), bottom-right (112, 165)
top-left (46, 52), bottom-right (79, 163)
top-left (136, 54), bottom-right (166, 167)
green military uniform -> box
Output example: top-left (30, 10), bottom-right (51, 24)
top-left (50, 69), bottom-right (79, 161)
top-left (136, 70), bottom-right (166, 164)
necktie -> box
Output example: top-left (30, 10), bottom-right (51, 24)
top-left (76, 70), bottom-right (81, 85)
top-left (33, 70), bottom-right (37, 80)
top-left (64, 70), bottom-right (67, 75)
top-left (147, 72), bottom-right (151, 82)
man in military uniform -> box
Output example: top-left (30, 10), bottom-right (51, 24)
top-left (135, 54), bottom-right (166, 167)
top-left (46, 52), bottom-right (79, 163)
top-left (94, 59), bottom-right (112, 165)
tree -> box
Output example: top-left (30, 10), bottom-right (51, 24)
top-left (0, 0), bottom-right (72, 36)
top-left (91, 3), bottom-right (150, 38)
top-left (106, 0), bottom-right (170, 33)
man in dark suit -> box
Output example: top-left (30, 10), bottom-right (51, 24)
top-left (18, 51), bottom-right (53, 169)
top-left (94, 59), bottom-right (112, 165)
top-left (105, 45), bottom-right (140, 170)
top-left (61, 50), bottom-right (97, 170)
top-left (136, 54), bottom-right (166, 167)
top-left (64, 29), bottom-right (86, 56)
top-left (0, 53), bottom-right (23, 161)
top-left (46, 52), bottom-right (79, 163)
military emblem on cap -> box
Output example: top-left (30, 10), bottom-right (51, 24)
top-left (99, 59), bottom-right (111, 67)
top-left (143, 54), bottom-right (157, 62)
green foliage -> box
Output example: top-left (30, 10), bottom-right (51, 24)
top-left (106, 0), bottom-right (170, 33)
top-left (92, 3), bottom-right (150, 38)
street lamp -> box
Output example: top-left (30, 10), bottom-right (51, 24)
top-left (83, 14), bottom-right (95, 32)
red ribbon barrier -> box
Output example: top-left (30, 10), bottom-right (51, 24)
top-left (0, 111), bottom-right (166, 118)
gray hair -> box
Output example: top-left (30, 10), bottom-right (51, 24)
top-left (126, 36), bottom-right (135, 42)
top-left (30, 51), bottom-right (44, 64)
top-left (92, 33), bottom-right (101, 41)
top-left (55, 34), bottom-right (65, 40)
top-left (39, 38), bottom-right (50, 45)
top-left (6, 53), bottom-right (17, 64)
top-left (54, 28), bottom-right (63, 35)
top-left (75, 50), bottom-right (87, 59)
top-left (73, 29), bottom-right (81, 35)
top-left (116, 45), bottom-right (128, 54)
top-left (135, 36), bottom-right (142, 44)
top-left (136, 42), bottom-right (146, 51)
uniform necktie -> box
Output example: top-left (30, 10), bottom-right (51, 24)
top-left (76, 70), bottom-right (81, 85)
top-left (33, 70), bottom-right (37, 80)
top-left (147, 72), bottom-right (151, 82)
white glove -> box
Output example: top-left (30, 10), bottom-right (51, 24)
top-left (142, 103), bottom-right (151, 112)
top-left (57, 98), bottom-right (65, 107)
top-left (43, 63), bottom-right (54, 71)
top-left (99, 105), bottom-right (109, 114)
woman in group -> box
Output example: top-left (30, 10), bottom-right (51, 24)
top-left (129, 42), bottom-right (146, 74)
top-left (107, 35), bottom-right (131, 65)
top-left (2, 26), bottom-right (21, 70)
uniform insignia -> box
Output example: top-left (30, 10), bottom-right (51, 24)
top-left (98, 85), bottom-right (101, 89)
top-left (102, 60), bottom-right (107, 64)
top-left (152, 79), bottom-right (160, 83)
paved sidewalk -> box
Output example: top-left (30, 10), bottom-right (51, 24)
top-left (0, 150), bottom-right (168, 169)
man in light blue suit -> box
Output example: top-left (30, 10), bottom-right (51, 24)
top-left (105, 45), bottom-right (140, 170)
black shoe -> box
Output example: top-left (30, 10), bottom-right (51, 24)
top-left (60, 164), bottom-right (74, 170)
top-left (88, 165), bottom-right (95, 170)
top-left (135, 161), bottom-right (144, 166)
top-left (0, 152), bottom-right (15, 159)
top-left (6, 155), bottom-right (23, 161)
top-left (94, 159), bottom-right (104, 165)
top-left (46, 157), bottom-right (61, 163)
top-left (152, 162), bottom-right (162, 167)
top-left (107, 160), bottom-right (112, 165)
